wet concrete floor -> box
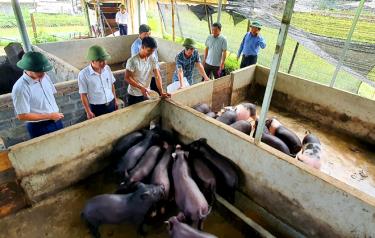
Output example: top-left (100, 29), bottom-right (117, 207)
top-left (252, 104), bottom-right (375, 197)
top-left (0, 169), bottom-right (245, 238)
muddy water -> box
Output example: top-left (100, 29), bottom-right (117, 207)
top-left (0, 169), bottom-right (244, 238)
top-left (254, 105), bottom-right (375, 197)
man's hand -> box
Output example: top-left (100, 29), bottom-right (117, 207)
top-left (160, 92), bottom-right (171, 98)
top-left (86, 111), bottom-right (95, 119)
top-left (220, 62), bottom-right (225, 71)
top-left (49, 112), bottom-right (64, 121)
top-left (114, 98), bottom-right (118, 110)
top-left (203, 76), bottom-right (210, 81)
top-left (140, 87), bottom-right (150, 98)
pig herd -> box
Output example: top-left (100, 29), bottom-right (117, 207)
top-left (81, 127), bottom-right (241, 238)
top-left (193, 102), bottom-right (322, 170)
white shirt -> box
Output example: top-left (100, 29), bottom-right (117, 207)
top-left (126, 54), bottom-right (159, 97)
top-left (116, 11), bottom-right (128, 25)
top-left (12, 73), bottom-right (59, 115)
top-left (78, 65), bottom-right (116, 105)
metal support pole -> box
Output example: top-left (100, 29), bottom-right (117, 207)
top-left (81, 0), bottom-right (92, 37)
top-left (137, 0), bottom-right (141, 26)
top-left (171, 0), bottom-right (175, 41)
top-left (174, 0), bottom-right (184, 38)
top-left (11, 0), bottom-right (32, 52)
top-left (254, 0), bottom-right (296, 144)
top-left (217, 0), bottom-right (222, 23)
top-left (96, 0), bottom-right (105, 37)
top-left (287, 42), bottom-right (299, 74)
top-left (330, 0), bottom-right (365, 88)
top-left (30, 13), bottom-right (37, 40)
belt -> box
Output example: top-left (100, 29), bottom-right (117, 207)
top-left (90, 99), bottom-right (114, 106)
top-left (243, 54), bottom-right (257, 57)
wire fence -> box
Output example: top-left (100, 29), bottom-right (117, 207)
top-left (155, 1), bottom-right (375, 99)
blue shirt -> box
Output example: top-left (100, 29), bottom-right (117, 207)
top-left (131, 38), bottom-right (158, 61)
top-left (173, 49), bottom-right (201, 85)
top-left (237, 32), bottom-right (266, 57)
top-left (12, 73), bottom-right (59, 116)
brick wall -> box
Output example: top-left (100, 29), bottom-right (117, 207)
top-left (0, 63), bottom-right (174, 147)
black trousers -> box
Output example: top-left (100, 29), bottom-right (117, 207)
top-left (204, 63), bottom-right (220, 79)
top-left (119, 24), bottom-right (128, 36)
top-left (127, 94), bottom-right (146, 106)
top-left (150, 76), bottom-right (160, 94)
top-left (90, 99), bottom-right (116, 117)
top-left (240, 55), bottom-right (257, 68)
top-left (26, 120), bottom-right (63, 139)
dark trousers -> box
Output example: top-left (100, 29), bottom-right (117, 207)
top-left (204, 63), bottom-right (221, 79)
top-left (119, 24), bottom-right (128, 36)
top-left (127, 94), bottom-right (146, 106)
top-left (90, 99), bottom-right (116, 117)
top-left (150, 76), bottom-right (160, 94)
top-left (240, 55), bottom-right (257, 68)
top-left (26, 120), bottom-right (63, 139)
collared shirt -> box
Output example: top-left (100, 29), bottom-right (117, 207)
top-left (126, 54), bottom-right (159, 96)
top-left (205, 34), bottom-right (227, 67)
top-left (12, 73), bottom-right (59, 115)
top-left (131, 38), bottom-right (159, 61)
top-left (116, 11), bottom-right (129, 25)
top-left (78, 65), bottom-right (116, 105)
top-left (172, 49), bottom-right (200, 85)
top-left (237, 32), bottom-right (266, 57)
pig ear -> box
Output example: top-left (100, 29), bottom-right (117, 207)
top-left (184, 151), bottom-right (189, 159)
top-left (140, 191), bottom-right (151, 200)
top-left (171, 153), bottom-right (176, 159)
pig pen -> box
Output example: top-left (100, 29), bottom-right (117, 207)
top-left (0, 100), bottom-right (274, 238)
top-left (0, 35), bottom-right (181, 147)
top-left (170, 65), bottom-right (375, 237)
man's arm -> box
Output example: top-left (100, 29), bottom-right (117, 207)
top-left (80, 93), bottom-right (95, 119)
top-left (221, 50), bottom-right (227, 71)
top-left (237, 34), bottom-right (246, 59)
top-left (112, 84), bottom-right (118, 110)
top-left (17, 112), bottom-right (64, 121)
top-left (125, 69), bottom-right (148, 96)
top-left (196, 62), bottom-right (209, 81)
top-left (153, 68), bottom-right (170, 97)
top-left (177, 68), bottom-right (185, 88)
top-left (203, 47), bottom-right (209, 65)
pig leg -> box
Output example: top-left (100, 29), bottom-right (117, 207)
top-left (82, 216), bottom-right (100, 238)
top-left (198, 219), bottom-right (204, 231)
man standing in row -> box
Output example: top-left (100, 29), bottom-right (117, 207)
top-left (78, 45), bottom-right (117, 119)
top-left (116, 4), bottom-right (129, 36)
top-left (125, 37), bottom-right (169, 106)
top-left (12, 52), bottom-right (64, 138)
top-left (237, 21), bottom-right (266, 68)
top-left (203, 22), bottom-right (227, 79)
top-left (131, 24), bottom-right (160, 94)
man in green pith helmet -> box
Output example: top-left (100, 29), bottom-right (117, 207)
top-left (237, 20), bottom-right (266, 68)
top-left (11, 51), bottom-right (64, 139)
top-left (172, 38), bottom-right (210, 90)
top-left (78, 45), bottom-right (117, 119)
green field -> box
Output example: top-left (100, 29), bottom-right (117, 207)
top-left (148, 9), bottom-right (375, 99)
top-left (1, 8), bottom-right (374, 99)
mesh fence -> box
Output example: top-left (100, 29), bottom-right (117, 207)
top-left (0, 1), bottom-right (90, 55)
top-left (155, 1), bottom-right (375, 99)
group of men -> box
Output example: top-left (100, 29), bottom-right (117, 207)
top-left (11, 20), bottom-right (266, 139)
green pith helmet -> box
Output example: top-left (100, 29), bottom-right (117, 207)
top-left (182, 38), bottom-right (196, 49)
top-left (119, 4), bottom-right (125, 9)
top-left (16, 51), bottom-right (53, 72)
top-left (250, 21), bottom-right (262, 29)
top-left (87, 45), bottom-right (110, 61)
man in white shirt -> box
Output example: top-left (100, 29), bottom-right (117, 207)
top-left (116, 4), bottom-right (128, 36)
top-left (125, 37), bottom-right (169, 106)
top-left (12, 51), bottom-right (64, 139)
top-left (78, 45), bottom-right (117, 119)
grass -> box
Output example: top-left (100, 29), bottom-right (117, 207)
top-left (148, 10), bottom-right (375, 99)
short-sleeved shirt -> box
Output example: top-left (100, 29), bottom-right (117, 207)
top-left (172, 49), bottom-right (201, 85)
top-left (115, 11), bottom-right (128, 25)
top-left (126, 54), bottom-right (159, 96)
top-left (205, 34), bottom-right (227, 67)
top-left (78, 65), bottom-right (116, 105)
top-left (131, 38), bottom-right (159, 61)
top-left (12, 73), bottom-right (59, 116)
